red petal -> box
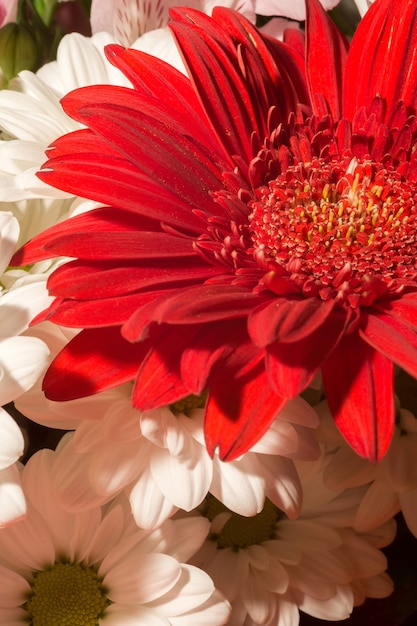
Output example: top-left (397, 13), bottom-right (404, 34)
top-left (121, 285), bottom-right (267, 342)
top-left (359, 311), bottom-right (417, 380)
top-left (43, 327), bottom-right (146, 401)
top-left (322, 332), bottom-right (394, 462)
top-left (305, 0), bottom-right (349, 119)
top-left (132, 326), bottom-right (200, 409)
top-left (181, 319), bottom-right (262, 393)
top-left (38, 147), bottom-right (210, 233)
top-left (265, 307), bottom-right (349, 397)
top-left (47, 258), bottom-right (220, 299)
top-left (374, 294), bottom-right (417, 330)
top-left (204, 364), bottom-right (286, 460)
top-left (248, 297), bottom-right (335, 347)
top-left (37, 292), bottom-right (167, 327)
top-left (169, 13), bottom-right (262, 164)
top-left (104, 45), bottom-right (220, 151)
top-left (12, 205), bottom-right (196, 267)
top-left (343, 0), bottom-right (417, 122)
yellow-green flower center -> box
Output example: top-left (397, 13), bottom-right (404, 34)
top-left (204, 495), bottom-right (282, 550)
top-left (24, 561), bottom-right (111, 625)
top-left (171, 391), bottom-right (208, 416)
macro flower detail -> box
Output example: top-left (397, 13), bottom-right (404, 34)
top-left (0, 445), bottom-right (231, 625)
top-left (13, 0), bottom-right (417, 462)
top-left (187, 453), bottom-right (395, 625)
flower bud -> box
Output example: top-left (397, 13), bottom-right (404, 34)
top-left (0, 22), bottom-right (37, 83)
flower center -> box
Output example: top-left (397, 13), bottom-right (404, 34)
top-left (204, 495), bottom-right (283, 550)
top-left (171, 391), bottom-right (208, 416)
top-left (248, 156), bottom-right (417, 290)
top-left (24, 561), bottom-right (111, 625)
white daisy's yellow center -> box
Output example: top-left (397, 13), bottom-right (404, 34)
top-left (25, 561), bottom-right (110, 625)
top-left (204, 495), bottom-right (282, 550)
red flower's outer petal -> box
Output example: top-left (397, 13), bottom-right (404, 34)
top-left (204, 364), bottom-right (287, 460)
top-left (121, 285), bottom-right (267, 342)
top-left (343, 0), bottom-right (417, 122)
top-left (181, 319), bottom-right (263, 393)
top-left (248, 297), bottom-right (335, 347)
top-left (132, 326), bottom-right (201, 409)
top-left (35, 292), bottom-right (168, 327)
top-left (104, 45), bottom-right (220, 151)
top-left (305, 0), bottom-right (349, 119)
top-left (322, 332), bottom-right (394, 462)
top-left (265, 307), bottom-right (349, 397)
top-left (12, 206), bottom-right (191, 265)
top-left (47, 259), bottom-right (220, 299)
top-left (168, 13), bottom-right (262, 164)
top-left (170, 8), bottom-right (309, 159)
top-left (43, 327), bottom-right (146, 401)
top-left (359, 312), bottom-right (417, 380)
top-left (374, 294), bottom-right (417, 331)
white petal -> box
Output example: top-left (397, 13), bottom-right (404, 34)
top-left (354, 482), bottom-right (400, 532)
top-left (128, 467), bottom-right (178, 529)
top-left (0, 408), bottom-right (24, 469)
top-left (0, 465), bottom-right (26, 526)
top-left (0, 282), bottom-right (52, 337)
top-left (102, 605), bottom-right (169, 625)
top-left (254, 0), bottom-right (340, 20)
top-left (150, 445), bottom-right (212, 511)
top-left (104, 553), bottom-right (181, 604)
top-left (399, 488), bottom-right (417, 538)
top-left (0, 563), bottom-right (30, 606)
top-left (148, 564), bottom-right (214, 615)
top-left (211, 455), bottom-right (265, 516)
top-left (164, 517), bottom-right (210, 562)
top-left (169, 588), bottom-right (231, 626)
top-left (293, 584), bottom-right (353, 621)
top-left (0, 212), bottom-right (19, 273)
top-left (0, 336), bottom-right (49, 404)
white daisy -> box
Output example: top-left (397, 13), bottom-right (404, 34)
top-left (187, 451), bottom-right (395, 626)
top-left (0, 443), bottom-right (231, 624)
top-left (90, 0), bottom-right (256, 47)
top-left (316, 395), bottom-right (417, 538)
top-left (16, 321), bottom-right (320, 529)
top-left (0, 211), bottom-right (50, 526)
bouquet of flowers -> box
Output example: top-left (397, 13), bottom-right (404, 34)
top-left (0, 0), bottom-right (416, 624)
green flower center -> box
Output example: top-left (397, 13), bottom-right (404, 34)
top-left (204, 495), bottom-right (283, 550)
top-left (24, 561), bottom-right (111, 625)
top-left (171, 391), bottom-right (208, 416)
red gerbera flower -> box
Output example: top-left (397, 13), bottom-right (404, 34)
top-left (14, 0), bottom-right (417, 462)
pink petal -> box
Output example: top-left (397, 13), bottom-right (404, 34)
top-left (205, 364), bottom-right (287, 460)
top-left (322, 332), bottom-right (394, 461)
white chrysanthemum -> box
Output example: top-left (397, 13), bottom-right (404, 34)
top-left (0, 444), bottom-right (231, 625)
top-left (187, 452), bottom-right (395, 626)
top-left (16, 322), bottom-right (320, 529)
top-left (90, 0), bottom-right (256, 47)
top-left (316, 396), bottom-right (417, 537)
top-left (352, 0), bottom-right (375, 16)
top-left (0, 212), bottom-right (50, 527)
top-left (253, 0), bottom-right (340, 20)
